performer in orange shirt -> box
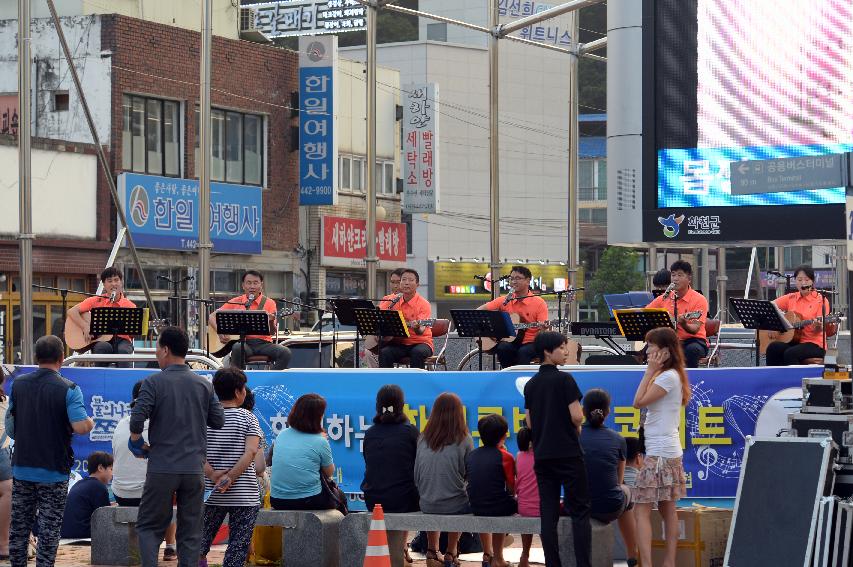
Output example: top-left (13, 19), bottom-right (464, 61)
top-left (765, 265), bottom-right (835, 366)
top-left (646, 260), bottom-right (708, 368)
top-left (378, 268), bottom-right (433, 369)
top-left (365, 268), bottom-right (406, 369)
top-left (478, 265), bottom-right (549, 368)
top-left (209, 270), bottom-right (291, 370)
top-left (67, 267), bottom-right (137, 367)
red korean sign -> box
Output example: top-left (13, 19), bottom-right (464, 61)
top-left (320, 215), bottom-right (407, 269)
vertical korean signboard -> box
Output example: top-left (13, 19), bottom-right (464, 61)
top-left (299, 35), bottom-right (338, 205)
top-left (403, 83), bottom-right (439, 213)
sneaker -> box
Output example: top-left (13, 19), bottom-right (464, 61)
top-left (162, 548), bottom-right (177, 562)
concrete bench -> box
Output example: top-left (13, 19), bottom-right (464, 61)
top-left (340, 512), bottom-right (613, 567)
top-left (90, 506), bottom-right (343, 567)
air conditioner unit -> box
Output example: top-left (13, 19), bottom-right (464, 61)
top-left (239, 7), bottom-right (271, 43)
top-left (240, 7), bottom-right (258, 33)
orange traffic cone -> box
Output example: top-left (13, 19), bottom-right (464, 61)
top-left (363, 504), bottom-right (392, 567)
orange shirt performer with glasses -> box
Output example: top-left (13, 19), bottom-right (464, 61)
top-left (378, 269), bottom-right (434, 369)
top-left (478, 265), bottom-right (549, 369)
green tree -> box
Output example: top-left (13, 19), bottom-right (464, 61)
top-left (588, 246), bottom-right (645, 320)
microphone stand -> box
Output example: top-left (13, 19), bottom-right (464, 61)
top-left (158, 275), bottom-right (194, 329)
top-left (33, 284), bottom-right (101, 350)
top-left (169, 296), bottom-right (223, 356)
top-left (278, 297), bottom-right (331, 368)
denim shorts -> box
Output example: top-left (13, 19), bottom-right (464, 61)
top-left (0, 446), bottom-right (12, 481)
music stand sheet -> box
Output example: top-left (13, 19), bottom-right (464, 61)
top-left (329, 299), bottom-right (376, 327)
top-left (612, 308), bottom-right (673, 342)
top-left (729, 298), bottom-right (790, 331)
top-left (215, 310), bottom-right (270, 336)
top-left (90, 307), bottom-right (147, 336)
top-left (352, 308), bottom-right (409, 338)
top-left (450, 309), bottom-right (516, 339)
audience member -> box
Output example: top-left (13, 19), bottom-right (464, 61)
top-left (465, 413), bottom-right (516, 567)
top-left (130, 327), bottom-right (225, 567)
top-left (60, 452), bottom-right (113, 539)
top-left (623, 437), bottom-right (643, 488)
top-left (6, 335), bottom-right (94, 567)
top-left (524, 331), bottom-right (590, 567)
top-left (0, 378), bottom-right (11, 561)
top-left (270, 394), bottom-right (339, 511)
top-left (580, 389), bottom-right (637, 567)
top-left (361, 385), bottom-right (419, 563)
top-left (514, 427), bottom-right (539, 567)
top-left (199, 368), bottom-right (262, 567)
top-left (112, 380), bottom-right (178, 560)
top-left (414, 393), bottom-right (473, 567)
top-left (633, 327), bottom-right (691, 567)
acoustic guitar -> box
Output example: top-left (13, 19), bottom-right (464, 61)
top-left (479, 313), bottom-right (563, 353)
top-left (757, 311), bottom-right (842, 354)
top-left (64, 309), bottom-right (161, 352)
top-left (363, 319), bottom-right (437, 353)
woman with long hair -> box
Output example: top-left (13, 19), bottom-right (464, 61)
top-left (361, 385), bottom-right (420, 563)
top-left (581, 389), bottom-right (637, 567)
top-left (414, 393), bottom-right (473, 567)
top-left (632, 327), bottom-right (691, 567)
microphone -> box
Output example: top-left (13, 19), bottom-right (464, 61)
top-left (109, 290), bottom-right (117, 303)
top-left (245, 293), bottom-right (256, 309)
top-left (388, 293), bottom-right (404, 308)
top-left (662, 282), bottom-right (676, 299)
top-left (503, 291), bottom-right (515, 306)
top-left (766, 270), bottom-right (784, 277)
top-left (497, 274), bottom-right (511, 281)
top-left (473, 275), bottom-right (487, 281)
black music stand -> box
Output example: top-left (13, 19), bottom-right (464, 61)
top-left (90, 307), bottom-right (148, 356)
top-left (729, 297), bottom-right (789, 367)
top-left (330, 298), bottom-right (375, 368)
top-left (451, 309), bottom-right (516, 370)
top-left (215, 310), bottom-right (271, 364)
top-left (353, 308), bottom-right (409, 362)
top-left (613, 308), bottom-right (673, 341)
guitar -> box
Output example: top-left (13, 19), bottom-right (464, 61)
top-left (480, 314), bottom-right (564, 353)
top-left (672, 310), bottom-right (703, 324)
top-left (758, 311), bottom-right (842, 354)
top-left (364, 319), bottom-right (437, 353)
top-left (64, 309), bottom-right (162, 352)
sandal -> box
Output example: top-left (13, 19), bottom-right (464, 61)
top-left (444, 551), bottom-right (461, 567)
top-left (482, 552), bottom-right (493, 567)
top-left (403, 543), bottom-right (413, 564)
top-left (425, 549), bottom-right (444, 567)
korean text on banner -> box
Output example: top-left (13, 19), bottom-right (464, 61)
top-left (299, 35), bottom-right (338, 206)
top-left (320, 215), bottom-right (406, 269)
top-left (248, 0), bottom-right (367, 39)
top-left (119, 173), bottom-right (262, 254)
top-left (17, 365), bottom-right (818, 512)
top-left (403, 83), bottom-right (439, 214)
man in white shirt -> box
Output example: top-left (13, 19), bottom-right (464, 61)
top-left (112, 381), bottom-right (177, 562)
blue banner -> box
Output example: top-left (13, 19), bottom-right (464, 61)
top-left (119, 173), bottom-right (263, 254)
top-left (4, 366), bottom-right (821, 508)
top-left (299, 64), bottom-right (336, 205)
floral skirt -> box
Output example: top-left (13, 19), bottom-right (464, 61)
top-left (632, 455), bottom-right (687, 504)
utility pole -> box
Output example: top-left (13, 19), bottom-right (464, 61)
top-left (198, 0), bottom-right (213, 344)
top-left (18, 0), bottom-right (33, 364)
top-left (365, 2), bottom-right (378, 299)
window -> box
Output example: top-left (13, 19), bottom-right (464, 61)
top-left (383, 162), bottom-right (395, 195)
top-left (53, 92), bottom-right (69, 111)
top-left (578, 158), bottom-right (607, 201)
top-left (122, 95), bottom-right (181, 176)
top-left (340, 156), bottom-right (351, 190)
top-left (352, 158), bottom-right (364, 191)
top-left (402, 212), bottom-right (413, 255)
top-left (195, 108), bottom-right (265, 186)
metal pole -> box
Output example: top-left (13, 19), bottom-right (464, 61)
top-left (700, 247), bottom-right (710, 299)
top-left (198, 0), bottom-right (213, 344)
top-left (717, 247), bottom-right (728, 323)
top-left (578, 36), bottom-right (607, 54)
top-left (775, 245), bottom-right (785, 297)
top-left (365, 2), bottom-right (378, 299)
top-left (488, 0), bottom-right (500, 300)
top-left (45, 0), bottom-right (159, 321)
top-left (497, 0), bottom-right (602, 36)
top-left (646, 245), bottom-right (657, 291)
top-left (567, 10), bottom-right (580, 320)
top-left (18, 0), bottom-right (33, 364)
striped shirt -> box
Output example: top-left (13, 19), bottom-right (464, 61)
top-left (205, 407), bottom-right (263, 507)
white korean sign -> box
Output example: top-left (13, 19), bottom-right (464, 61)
top-left (403, 83), bottom-right (440, 214)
